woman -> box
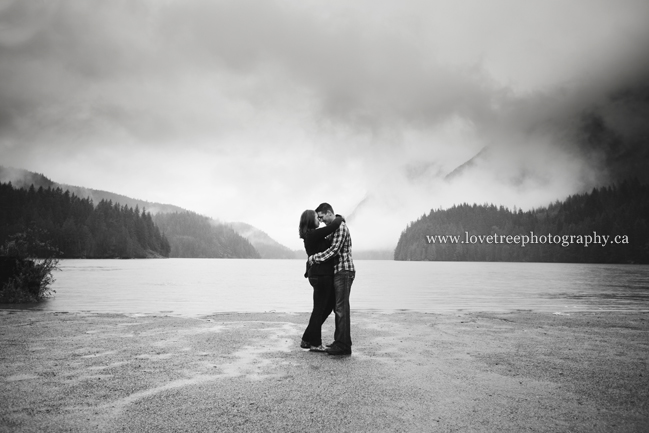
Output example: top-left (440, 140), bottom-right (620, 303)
top-left (298, 209), bottom-right (343, 351)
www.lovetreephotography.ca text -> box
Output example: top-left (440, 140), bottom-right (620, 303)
top-left (426, 232), bottom-right (628, 248)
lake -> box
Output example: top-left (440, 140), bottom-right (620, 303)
top-left (3, 259), bottom-right (649, 316)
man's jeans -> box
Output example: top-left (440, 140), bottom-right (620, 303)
top-left (333, 270), bottom-right (355, 350)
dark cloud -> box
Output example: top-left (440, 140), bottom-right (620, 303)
top-left (2, 0), bottom-right (649, 249)
top-left (3, 0), bottom-right (646, 144)
top-left (1, 0), bottom-right (500, 140)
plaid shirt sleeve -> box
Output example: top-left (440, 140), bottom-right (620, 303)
top-left (310, 222), bottom-right (346, 264)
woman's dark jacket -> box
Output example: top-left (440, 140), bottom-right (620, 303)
top-left (303, 216), bottom-right (343, 278)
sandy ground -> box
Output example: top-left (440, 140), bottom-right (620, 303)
top-left (1, 309), bottom-right (648, 432)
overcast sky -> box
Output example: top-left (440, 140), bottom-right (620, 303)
top-left (2, 0), bottom-right (648, 250)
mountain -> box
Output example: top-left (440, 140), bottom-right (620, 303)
top-left (229, 222), bottom-right (297, 259)
top-left (394, 180), bottom-right (649, 264)
top-left (0, 166), bottom-right (55, 190)
top-left (1, 166), bottom-right (292, 259)
top-left (444, 146), bottom-right (489, 182)
top-left (443, 88), bottom-right (649, 187)
top-left (153, 212), bottom-right (259, 259)
top-left (0, 166), bottom-right (186, 215)
top-left (0, 181), bottom-right (171, 259)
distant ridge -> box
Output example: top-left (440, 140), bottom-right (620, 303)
top-left (0, 166), bottom-right (55, 190)
top-left (229, 222), bottom-right (297, 259)
top-left (444, 146), bottom-right (489, 181)
top-left (153, 212), bottom-right (260, 259)
top-left (61, 185), bottom-right (187, 215)
top-left (0, 166), bottom-right (186, 215)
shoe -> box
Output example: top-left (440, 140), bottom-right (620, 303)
top-left (309, 345), bottom-right (326, 352)
top-left (325, 342), bottom-right (334, 348)
top-left (300, 339), bottom-right (311, 349)
top-left (326, 344), bottom-right (351, 356)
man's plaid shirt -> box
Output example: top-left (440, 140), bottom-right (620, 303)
top-left (310, 221), bottom-right (355, 274)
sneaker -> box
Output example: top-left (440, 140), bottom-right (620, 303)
top-left (326, 344), bottom-right (351, 356)
top-left (309, 345), bottom-right (326, 352)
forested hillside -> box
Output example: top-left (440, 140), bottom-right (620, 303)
top-left (0, 166), bottom-right (55, 190)
top-left (0, 182), bottom-right (170, 258)
top-left (153, 212), bottom-right (260, 259)
top-left (0, 166), bottom-right (187, 215)
top-left (2, 166), bottom-right (289, 259)
top-left (395, 180), bottom-right (649, 264)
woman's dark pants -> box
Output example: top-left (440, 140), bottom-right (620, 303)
top-left (302, 275), bottom-right (334, 346)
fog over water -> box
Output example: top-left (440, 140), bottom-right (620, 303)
top-left (1, 0), bottom-right (648, 250)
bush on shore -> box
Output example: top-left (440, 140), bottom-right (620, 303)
top-left (0, 229), bottom-right (60, 303)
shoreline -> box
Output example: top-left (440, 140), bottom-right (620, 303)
top-left (1, 309), bottom-right (648, 432)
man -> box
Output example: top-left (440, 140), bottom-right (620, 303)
top-left (308, 203), bottom-right (355, 356)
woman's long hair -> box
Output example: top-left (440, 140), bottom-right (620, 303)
top-left (299, 209), bottom-right (318, 239)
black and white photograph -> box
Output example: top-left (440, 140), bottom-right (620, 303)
top-left (1, 0), bottom-right (648, 431)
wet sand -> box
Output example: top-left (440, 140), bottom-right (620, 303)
top-left (1, 309), bottom-right (647, 432)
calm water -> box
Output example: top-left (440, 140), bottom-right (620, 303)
top-left (3, 259), bottom-right (649, 316)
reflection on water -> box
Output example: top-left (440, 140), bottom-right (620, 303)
top-left (2, 259), bottom-right (648, 316)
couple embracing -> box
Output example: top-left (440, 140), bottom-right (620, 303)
top-left (298, 203), bottom-right (355, 356)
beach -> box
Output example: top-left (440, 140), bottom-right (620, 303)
top-left (1, 309), bottom-right (647, 432)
